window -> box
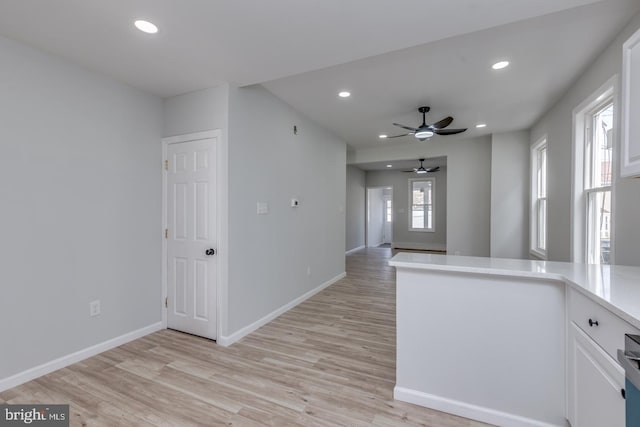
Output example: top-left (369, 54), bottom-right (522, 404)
top-left (385, 199), bottom-right (392, 223)
top-left (409, 178), bottom-right (435, 232)
top-left (584, 101), bottom-right (613, 264)
top-left (531, 138), bottom-right (547, 259)
top-left (573, 79), bottom-right (615, 265)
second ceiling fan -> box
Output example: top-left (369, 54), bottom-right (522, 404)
top-left (403, 159), bottom-right (439, 174)
top-left (389, 106), bottom-right (467, 141)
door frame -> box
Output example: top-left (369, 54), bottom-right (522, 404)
top-left (365, 186), bottom-right (391, 248)
top-left (161, 129), bottom-right (227, 342)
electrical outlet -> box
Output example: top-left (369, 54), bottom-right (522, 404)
top-left (90, 300), bottom-right (101, 317)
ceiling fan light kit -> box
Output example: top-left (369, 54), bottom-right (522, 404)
top-left (388, 106), bottom-right (467, 140)
top-left (415, 130), bottom-right (434, 139)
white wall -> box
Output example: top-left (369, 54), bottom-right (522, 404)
top-left (531, 11), bottom-right (640, 266)
top-left (346, 166), bottom-right (366, 251)
top-left (163, 85), bottom-right (229, 138)
top-left (349, 137), bottom-right (491, 256)
top-left (366, 168), bottom-right (447, 251)
top-left (490, 131), bottom-right (530, 259)
top-left (0, 35), bottom-right (163, 380)
top-left (227, 85), bottom-right (346, 335)
top-left (367, 188), bottom-right (385, 247)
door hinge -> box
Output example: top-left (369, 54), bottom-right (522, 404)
top-left (165, 297), bottom-right (168, 308)
top-left (164, 160), bottom-right (168, 170)
top-left (165, 228), bottom-right (168, 239)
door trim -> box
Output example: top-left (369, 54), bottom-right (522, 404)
top-left (162, 130), bottom-right (227, 342)
top-left (365, 186), bottom-right (390, 248)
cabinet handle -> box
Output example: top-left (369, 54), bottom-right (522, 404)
top-left (588, 318), bottom-right (599, 327)
top-left (621, 388), bottom-right (626, 399)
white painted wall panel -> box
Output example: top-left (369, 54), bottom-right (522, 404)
top-left (0, 35), bottom-right (162, 380)
top-left (490, 131), bottom-right (530, 259)
top-left (227, 85), bottom-right (346, 335)
top-left (346, 166), bottom-right (366, 251)
top-left (395, 269), bottom-right (565, 426)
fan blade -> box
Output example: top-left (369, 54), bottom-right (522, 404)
top-left (387, 133), bottom-right (413, 138)
top-left (434, 128), bottom-right (467, 135)
top-left (426, 166), bottom-right (440, 173)
top-left (402, 170), bottom-right (417, 173)
top-left (429, 116), bottom-right (453, 129)
top-left (393, 123), bottom-right (418, 132)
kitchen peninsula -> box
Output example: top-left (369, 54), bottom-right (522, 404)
top-left (389, 252), bottom-right (640, 427)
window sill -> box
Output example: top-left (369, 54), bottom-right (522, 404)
top-left (409, 229), bottom-right (436, 233)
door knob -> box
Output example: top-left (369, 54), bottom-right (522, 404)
top-left (205, 248), bottom-right (216, 256)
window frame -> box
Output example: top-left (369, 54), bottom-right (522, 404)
top-left (384, 198), bottom-right (393, 223)
top-left (571, 76), bottom-right (617, 265)
top-left (530, 137), bottom-right (548, 260)
top-left (408, 177), bottom-right (435, 232)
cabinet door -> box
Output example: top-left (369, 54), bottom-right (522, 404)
top-left (568, 323), bottom-right (625, 427)
top-left (621, 28), bottom-right (640, 177)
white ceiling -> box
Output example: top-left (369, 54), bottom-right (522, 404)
top-left (0, 0), bottom-right (637, 151)
top-left (263, 0), bottom-right (640, 148)
top-left (0, 0), bottom-right (603, 97)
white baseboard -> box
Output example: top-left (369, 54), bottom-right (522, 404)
top-left (0, 322), bottom-right (163, 392)
top-left (345, 245), bottom-right (365, 255)
top-left (218, 272), bottom-right (346, 347)
top-left (392, 241), bottom-right (446, 252)
top-left (393, 386), bottom-right (566, 427)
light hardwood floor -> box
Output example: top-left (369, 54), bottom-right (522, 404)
top-left (0, 248), bottom-right (489, 426)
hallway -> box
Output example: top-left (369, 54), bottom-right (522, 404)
top-left (1, 248), bottom-right (487, 426)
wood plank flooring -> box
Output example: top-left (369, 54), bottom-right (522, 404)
top-left (0, 247), bottom-right (489, 426)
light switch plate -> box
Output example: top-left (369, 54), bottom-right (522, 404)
top-left (257, 202), bottom-right (269, 215)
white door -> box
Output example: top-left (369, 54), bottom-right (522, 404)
top-left (166, 138), bottom-right (217, 339)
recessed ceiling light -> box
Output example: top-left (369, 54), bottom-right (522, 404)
top-left (134, 20), bottom-right (158, 34)
top-left (338, 91), bottom-right (351, 98)
top-left (386, 164), bottom-right (393, 168)
top-left (476, 123), bottom-right (487, 128)
top-left (379, 134), bottom-right (388, 139)
top-left (492, 61), bottom-right (509, 70)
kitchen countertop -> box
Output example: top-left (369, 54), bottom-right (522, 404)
top-left (389, 252), bottom-right (640, 330)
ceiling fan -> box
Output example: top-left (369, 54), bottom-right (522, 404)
top-left (403, 159), bottom-right (440, 174)
top-left (389, 106), bottom-right (467, 141)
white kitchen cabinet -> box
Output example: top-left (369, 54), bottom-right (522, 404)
top-left (621, 28), bottom-right (640, 177)
top-left (566, 285), bottom-right (640, 427)
top-left (568, 323), bottom-right (625, 427)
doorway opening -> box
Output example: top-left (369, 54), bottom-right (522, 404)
top-left (367, 186), bottom-right (393, 248)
